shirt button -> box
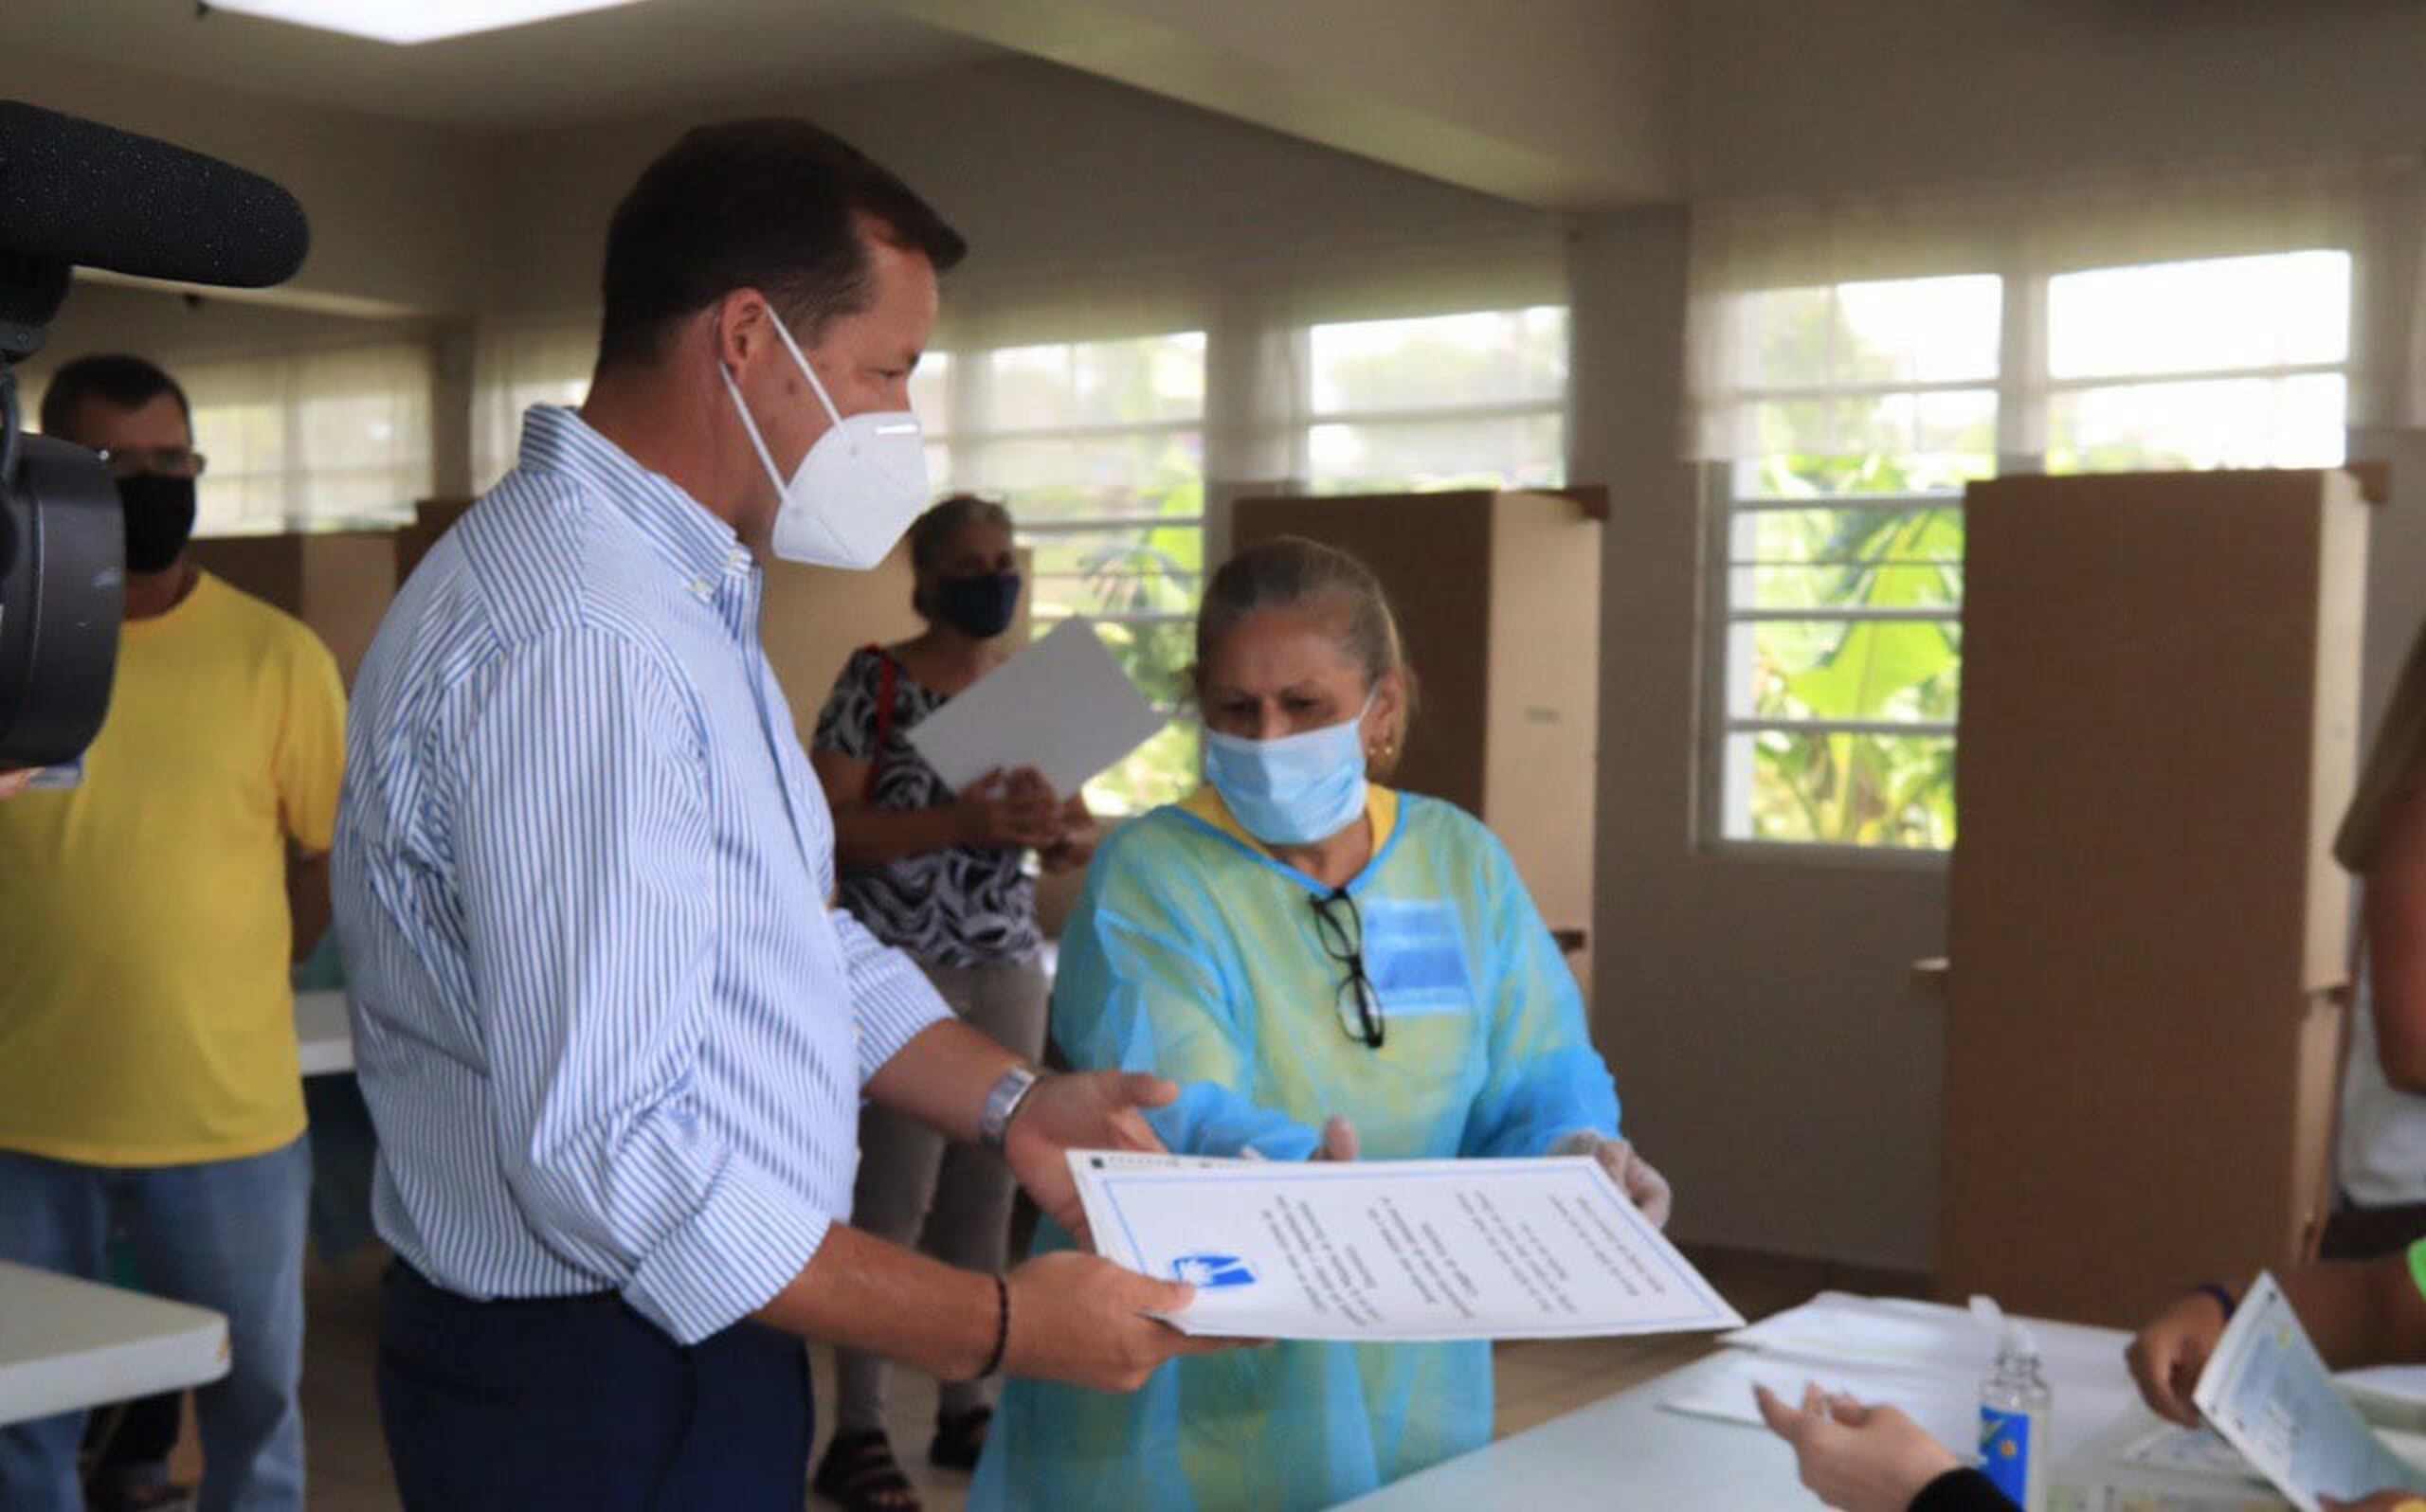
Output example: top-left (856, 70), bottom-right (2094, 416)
top-left (689, 578), bottom-right (711, 599)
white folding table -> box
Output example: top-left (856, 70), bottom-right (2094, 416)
top-left (294, 987), bottom-right (353, 1076)
top-left (1342, 1298), bottom-right (2285, 1510)
top-left (0, 1261), bottom-right (229, 1427)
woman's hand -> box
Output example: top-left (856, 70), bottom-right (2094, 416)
top-left (0, 768), bottom-right (33, 801)
top-left (952, 767), bottom-right (1062, 850)
top-left (1555, 1132), bottom-right (1674, 1229)
top-left (2125, 1290), bottom-right (2231, 1428)
top-left (1313, 1115), bottom-right (1359, 1161)
top-left (1755, 1384), bottom-right (1963, 1512)
top-left (1040, 793), bottom-right (1102, 873)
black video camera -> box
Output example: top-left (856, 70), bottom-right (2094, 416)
top-left (0, 101), bottom-right (310, 766)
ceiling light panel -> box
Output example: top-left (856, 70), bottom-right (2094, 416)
top-left (202, 0), bottom-right (653, 46)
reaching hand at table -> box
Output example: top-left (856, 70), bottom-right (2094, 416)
top-left (1555, 1131), bottom-right (1675, 1229)
top-left (1755, 1384), bottom-right (1965, 1512)
top-left (0, 768), bottom-right (32, 801)
top-left (2125, 1289), bottom-right (2231, 1427)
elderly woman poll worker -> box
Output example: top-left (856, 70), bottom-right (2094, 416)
top-left (1758, 1249), bottom-right (2426, 1511)
top-left (971, 536), bottom-right (1673, 1510)
top-left (807, 492), bottom-right (1095, 1511)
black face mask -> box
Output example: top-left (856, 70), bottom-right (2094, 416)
top-left (934, 571), bottom-right (1023, 639)
top-left (117, 474), bottom-right (197, 574)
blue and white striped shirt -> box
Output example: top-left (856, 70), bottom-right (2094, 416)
top-left (334, 405), bottom-right (949, 1344)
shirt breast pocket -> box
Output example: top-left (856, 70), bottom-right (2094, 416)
top-left (1362, 899), bottom-right (1475, 1019)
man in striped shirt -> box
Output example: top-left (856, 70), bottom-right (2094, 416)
top-left (334, 120), bottom-right (1235, 1509)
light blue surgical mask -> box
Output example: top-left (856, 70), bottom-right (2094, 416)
top-left (1203, 695), bottom-right (1374, 846)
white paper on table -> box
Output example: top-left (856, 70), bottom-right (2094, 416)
top-left (1658, 1346), bottom-right (1978, 1450)
top-left (2189, 1272), bottom-right (2426, 1512)
top-left (903, 618), bottom-right (1166, 796)
top-left (1721, 1293), bottom-right (1966, 1369)
top-left (2341, 1365), bottom-right (2426, 1421)
top-left (1726, 1292), bottom-right (2122, 1386)
top-left (2111, 1424), bottom-right (2265, 1484)
top-left (1069, 1151), bottom-right (1745, 1343)
top-left (2055, 1482), bottom-right (2289, 1512)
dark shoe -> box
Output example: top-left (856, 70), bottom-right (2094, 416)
top-left (86, 1483), bottom-right (197, 1512)
top-left (813, 1428), bottom-right (922, 1512)
top-left (928, 1405), bottom-right (993, 1472)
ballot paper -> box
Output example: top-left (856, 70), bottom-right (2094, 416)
top-left (1068, 1151), bottom-right (1745, 1342)
top-left (904, 618), bottom-right (1166, 795)
top-left (2190, 1271), bottom-right (2426, 1512)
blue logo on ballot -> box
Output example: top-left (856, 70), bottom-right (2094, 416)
top-left (1172, 1253), bottom-right (1258, 1289)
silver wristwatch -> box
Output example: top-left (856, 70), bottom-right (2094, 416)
top-left (978, 1065), bottom-right (1044, 1152)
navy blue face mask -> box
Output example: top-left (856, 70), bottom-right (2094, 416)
top-left (934, 571), bottom-right (1023, 639)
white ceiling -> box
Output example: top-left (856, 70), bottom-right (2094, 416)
top-left (0, 0), bottom-right (997, 130)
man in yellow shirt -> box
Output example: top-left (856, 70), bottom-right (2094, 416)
top-left (0, 355), bottom-right (346, 1512)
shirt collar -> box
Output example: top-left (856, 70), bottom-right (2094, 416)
top-left (516, 405), bottom-right (751, 593)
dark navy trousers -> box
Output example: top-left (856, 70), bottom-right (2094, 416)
top-left (377, 1261), bottom-right (812, 1511)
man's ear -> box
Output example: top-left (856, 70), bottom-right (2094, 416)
top-left (711, 289), bottom-right (771, 376)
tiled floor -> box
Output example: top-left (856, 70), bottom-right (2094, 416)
top-left (266, 1243), bottom-right (1924, 1512)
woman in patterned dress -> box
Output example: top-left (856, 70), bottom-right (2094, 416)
top-left (806, 494), bottom-right (1096, 1512)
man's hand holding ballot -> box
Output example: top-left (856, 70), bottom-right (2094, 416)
top-left (753, 1023), bottom-right (1240, 1395)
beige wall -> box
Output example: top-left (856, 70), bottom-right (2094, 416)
top-left (476, 56), bottom-right (1548, 321)
top-left (859, 0), bottom-right (1684, 207)
top-left (1691, 0), bottom-right (2426, 200)
top-left (19, 284), bottom-right (434, 396)
top-left (0, 51), bottom-right (496, 315)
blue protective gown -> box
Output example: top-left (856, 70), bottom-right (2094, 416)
top-left (970, 785), bottom-right (1622, 1511)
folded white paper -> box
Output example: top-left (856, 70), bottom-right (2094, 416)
top-left (1070, 1151), bottom-right (1745, 1343)
top-left (904, 618), bottom-right (1166, 796)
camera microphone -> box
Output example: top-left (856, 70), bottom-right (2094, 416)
top-left (0, 100), bottom-right (309, 293)
top-left (0, 100), bottom-right (314, 767)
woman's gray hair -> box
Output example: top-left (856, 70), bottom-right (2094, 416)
top-left (1194, 535), bottom-right (1418, 774)
top-left (907, 493), bottom-right (1014, 617)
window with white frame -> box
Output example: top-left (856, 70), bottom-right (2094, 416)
top-left (932, 331), bottom-right (1208, 814)
top-left (1708, 250), bottom-right (2352, 852)
top-left (1305, 305), bottom-right (1568, 493)
top-left (186, 340), bottom-right (436, 534)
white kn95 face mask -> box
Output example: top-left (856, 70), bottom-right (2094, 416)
top-left (719, 312), bottom-right (931, 570)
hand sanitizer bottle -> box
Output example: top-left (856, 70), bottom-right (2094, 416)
top-left (1974, 1297), bottom-right (2052, 1512)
